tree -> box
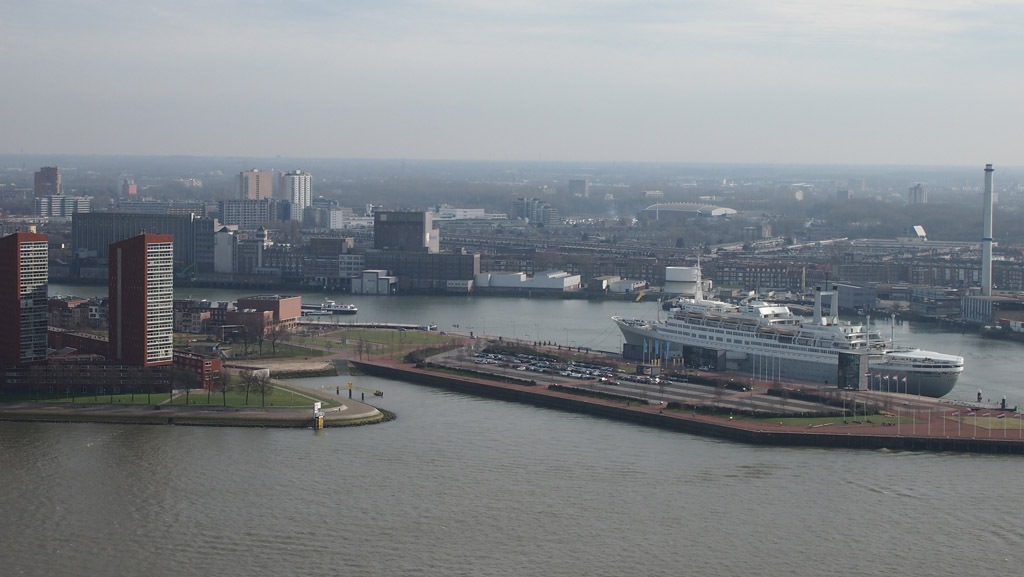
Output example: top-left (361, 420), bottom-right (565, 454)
top-left (250, 371), bottom-right (274, 408)
top-left (239, 317), bottom-right (267, 356)
top-left (211, 372), bottom-right (230, 407)
top-left (240, 370), bottom-right (260, 405)
top-left (267, 323), bottom-right (289, 355)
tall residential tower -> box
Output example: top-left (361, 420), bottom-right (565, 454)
top-left (0, 232), bottom-right (49, 365)
top-left (108, 233), bottom-right (174, 367)
top-left (34, 166), bottom-right (61, 197)
top-left (239, 169), bottom-right (273, 200)
top-left (279, 170), bottom-right (312, 212)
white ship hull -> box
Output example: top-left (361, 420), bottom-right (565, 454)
top-left (614, 318), bottom-right (961, 398)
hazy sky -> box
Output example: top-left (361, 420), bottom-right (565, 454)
top-left (3, 1), bottom-right (1021, 165)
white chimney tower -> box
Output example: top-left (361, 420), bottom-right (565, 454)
top-left (982, 163), bottom-right (995, 296)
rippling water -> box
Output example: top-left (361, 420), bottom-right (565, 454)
top-left (22, 288), bottom-right (1023, 575)
top-left (3, 373), bottom-right (1022, 577)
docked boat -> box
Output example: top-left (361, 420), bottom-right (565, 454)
top-left (612, 269), bottom-right (964, 398)
top-left (325, 301), bottom-right (358, 315)
top-left (302, 300), bottom-right (358, 316)
top-left (980, 320), bottom-right (1024, 343)
top-left (300, 303), bottom-right (332, 317)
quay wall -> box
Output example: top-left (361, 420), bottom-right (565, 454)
top-left (351, 361), bottom-right (1024, 455)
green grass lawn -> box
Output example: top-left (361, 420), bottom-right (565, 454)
top-left (45, 392), bottom-right (175, 405)
top-left (232, 342), bottom-right (328, 359)
top-left (11, 381), bottom-right (342, 410)
top-left (324, 328), bottom-right (452, 346)
top-left (170, 387), bottom-right (318, 408)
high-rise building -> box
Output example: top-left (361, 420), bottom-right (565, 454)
top-left (34, 166), bottom-right (61, 197)
top-left (373, 211), bottom-right (439, 253)
top-left (108, 234), bottom-right (174, 367)
top-left (511, 197), bottom-right (559, 226)
top-left (0, 232), bottom-right (49, 365)
top-left (908, 183), bottom-right (928, 204)
top-left (239, 169), bottom-right (273, 200)
top-left (279, 170), bottom-right (312, 212)
top-left (122, 177), bottom-right (138, 197)
top-left (568, 179), bottom-right (590, 198)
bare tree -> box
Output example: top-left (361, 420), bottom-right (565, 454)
top-left (251, 372), bottom-right (274, 408)
top-left (267, 323), bottom-right (289, 355)
top-left (240, 370), bottom-right (259, 405)
top-left (211, 372), bottom-right (230, 407)
top-left (243, 318), bottom-right (267, 356)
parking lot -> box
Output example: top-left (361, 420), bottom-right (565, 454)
top-left (435, 347), bottom-right (833, 415)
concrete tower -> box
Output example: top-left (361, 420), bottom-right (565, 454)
top-left (981, 164), bottom-right (994, 296)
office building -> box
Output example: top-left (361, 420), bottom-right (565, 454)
top-left (373, 211), bottom-right (439, 253)
top-left (108, 234), bottom-right (174, 367)
top-left (279, 170), bottom-right (312, 211)
top-left (218, 198), bottom-right (289, 228)
top-left (34, 195), bottom-right (91, 219)
top-left (0, 232), bottom-right (49, 365)
top-left (239, 169), bottom-right (273, 200)
top-left (34, 166), bottom-right (61, 197)
top-left (72, 212), bottom-right (214, 274)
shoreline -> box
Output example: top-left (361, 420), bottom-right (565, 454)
top-left (0, 395), bottom-right (389, 429)
top-left (351, 356), bottom-right (1024, 455)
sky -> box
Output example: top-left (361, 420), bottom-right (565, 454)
top-left (3, 0), bottom-right (1022, 165)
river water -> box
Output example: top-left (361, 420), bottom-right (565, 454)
top-left (48, 284), bottom-right (1024, 404)
top-left (3, 287), bottom-right (1017, 576)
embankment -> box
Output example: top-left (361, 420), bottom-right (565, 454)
top-left (351, 361), bottom-right (1024, 454)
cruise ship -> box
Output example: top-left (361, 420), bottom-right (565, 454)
top-left (612, 272), bottom-right (964, 398)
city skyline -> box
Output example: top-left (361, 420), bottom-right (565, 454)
top-left (2, 1), bottom-right (1022, 166)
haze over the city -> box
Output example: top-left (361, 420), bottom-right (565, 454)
top-left (3, 1), bottom-right (1021, 166)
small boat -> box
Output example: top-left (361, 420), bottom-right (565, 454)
top-left (325, 301), bottom-right (358, 315)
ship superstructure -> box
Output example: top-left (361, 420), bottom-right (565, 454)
top-left (613, 269), bottom-right (964, 397)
